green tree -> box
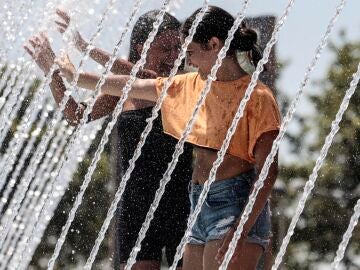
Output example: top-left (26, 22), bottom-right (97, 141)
top-left (277, 37), bottom-right (360, 269)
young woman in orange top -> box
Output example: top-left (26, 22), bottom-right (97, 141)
top-left (55, 6), bottom-right (281, 270)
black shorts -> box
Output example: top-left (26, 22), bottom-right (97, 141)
top-left (114, 107), bottom-right (193, 268)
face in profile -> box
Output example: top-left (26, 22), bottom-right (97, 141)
top-left (184, 39), bottom-right (222, 79)
top-left (142, 30), bottom-right (181, 77)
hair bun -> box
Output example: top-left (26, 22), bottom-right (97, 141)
top-left (232, 27), bottom-right (257, 52)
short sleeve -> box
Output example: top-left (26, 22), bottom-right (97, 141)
top-left (155, 76), bottom-right (183, 99)
top-left (155, 77), bottom-right (166, 98)
top-left (248, 88), bottom-right (281, 160)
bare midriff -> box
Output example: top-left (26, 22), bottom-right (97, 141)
top-left (192, 146), bottom-right (254, 184)
top-left (123, 98), bottom-right (156, 112)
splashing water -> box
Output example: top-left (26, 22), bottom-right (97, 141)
top-left (0, 101), bottom-right (56, 244)
top-left (0, 0), bottom-right (89, 250)
top-left (0, 0), bottom-right (80, 235)
top-left (0, 122), bottom-right (70, 269)
top-left (0, 0), bottom-right (37, 59)
top-left (0, 0), bottom-right (123, 263)
top-left (0, 104), bottom-right (53, 215)
top-left (0, 90), bottom-right (49, 191)
top-left (23, 3), bottom-right (144, 261)
top-left (272, 62), bottom-right (360, 270)
top-left (0, 0), bottom-right (65, 113)
top-left (331, 197), bottom-right (360, 269)
top-left (47, 1), bottom-right (180, 269)
top-left (0, 66), bottom-right (14, 94)
top-left (74, 2), bottom-right (210, 268)
top-left (0, 59), bottom-right (28, 112)
top-left (0, 62), bottom-right (35, 128)
top-left (22, 124), bottom-right (98, 270)
top-left (0, 70), bottom-right (35, 149)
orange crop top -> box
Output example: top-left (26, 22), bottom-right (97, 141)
top-left (155, 72), bottom-right (281, 164)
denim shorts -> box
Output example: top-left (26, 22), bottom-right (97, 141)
top-left (188, 170), bottom-right (271, 250)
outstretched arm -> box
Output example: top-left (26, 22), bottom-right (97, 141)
top-left (55, 53), bottom-right (158, 102)
top-left (50, 71), bottom-right (119, 124)
top-left (24, 32), bottom-right (120, 125)
top-left (55, 8), bottom-right (157, 79)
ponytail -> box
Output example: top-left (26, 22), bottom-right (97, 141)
top-left (232, 22), bottom-right (262, 68)
top-left (182, 6), bottom-right (263, 68)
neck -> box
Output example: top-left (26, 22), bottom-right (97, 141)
top-left (215, 55), bottom-right (247, 81)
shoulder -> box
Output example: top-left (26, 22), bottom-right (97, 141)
top-left (251, 81), bottom-right (277, 104)
top-left (156, 72), bottom-right (199, 94)
top-left (172, 72), bottom-right (199, 85)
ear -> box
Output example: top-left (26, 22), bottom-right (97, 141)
top-left (208, 37), bottom-right (222, 52)
top-left (136, 44), bottom-right (144, 55)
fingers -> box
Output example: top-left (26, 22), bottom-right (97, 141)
top-left (54, 20), bottom-right (67, 33)
top-left (34, 36), bottom-right (41, 45)
top-left (25, 36), bottom-right (40, 59)
top-left (40, 31), bottom-right (48, 40)
top-left (54, 20), bottom-right (67, 28)
top-left (23, 45), bottom-right (34, 58)
top-left (29, 38), bottom-right (37, 47)
top-left (54, 53), bottom-right (75, 82)
top-left (55, 8), bottom-right (71, 34)
top-left (39, 31), bottom-right (50, 45)
top-left (54, 52), bottom-right (70, 67)
top-left (28, 35), bottom-right (43, 48)
top-left (56, 8), bottom-right (70, 24)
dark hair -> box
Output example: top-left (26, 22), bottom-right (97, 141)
top-left (181, 6), bottom-right (262, 67)
top-left (129, 10), bottom-right (181, 63)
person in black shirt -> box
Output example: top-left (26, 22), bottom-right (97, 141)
top-left (25, 9), bottom-right (192, 270)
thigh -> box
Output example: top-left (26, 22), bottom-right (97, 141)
top-left (182, 244), bottom-right (204, 270)
top-left (229, 241), bottom-right (263, 270)
top-left (203, 240), bottom-right (263, 270)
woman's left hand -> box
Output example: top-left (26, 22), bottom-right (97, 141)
top-left (24, 32), bottom-right (55, 75)
top-left (215, 225), bottom-right (246, 265)
top-left (54, 52), bottom-right (76, 82)
top-left (55, 8), bottom-right (88, 52)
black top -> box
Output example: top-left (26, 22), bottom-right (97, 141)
top-left (115, 106), bottom-right (193, 198)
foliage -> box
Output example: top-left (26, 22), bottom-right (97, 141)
top-left (277, 37), bottom-right (360, 269)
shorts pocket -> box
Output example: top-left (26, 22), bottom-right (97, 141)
top-left (205, 189), bottom-right (240, 209)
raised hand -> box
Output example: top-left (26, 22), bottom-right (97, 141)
top-left (24, 32), bottom-right (55, 75)
top-left (54, 52), bottom-right (76, 83)
top-left (55, 8), bottom-right (88, 52)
